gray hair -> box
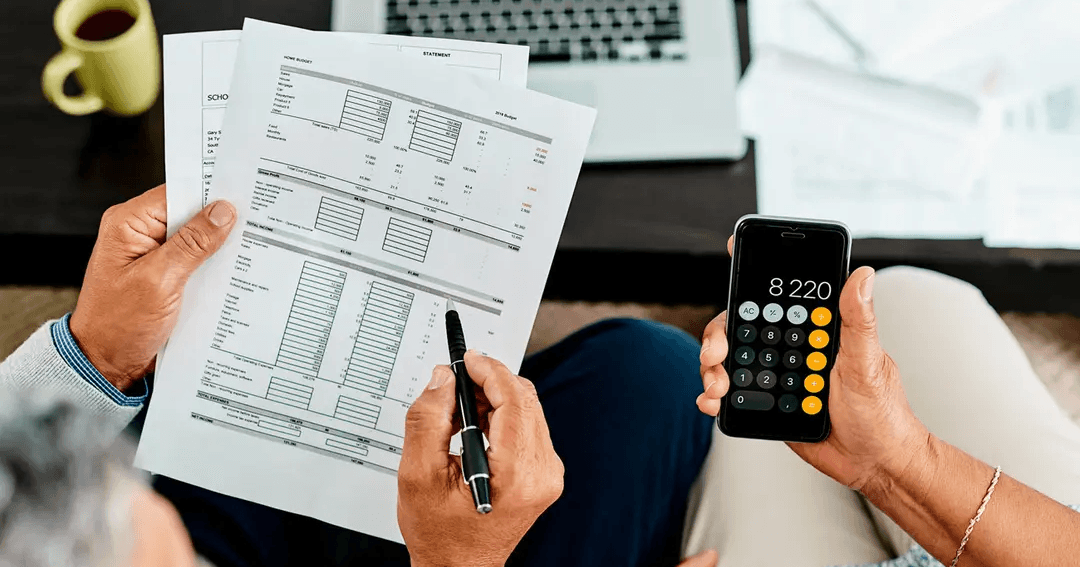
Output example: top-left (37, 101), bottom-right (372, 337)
top-left (0, 389), bottom-right (135, 567)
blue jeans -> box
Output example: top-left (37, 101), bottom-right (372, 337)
top-left (154, 319), bottom-right (713, 566)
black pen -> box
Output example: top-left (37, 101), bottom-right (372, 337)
top-left (445, 298), bottom-right (492, 514)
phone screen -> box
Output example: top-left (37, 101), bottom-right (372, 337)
top-left (719, 217), bottom-right (849, 442)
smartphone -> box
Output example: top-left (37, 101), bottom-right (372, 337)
top-left (717, 215), bottom-right (851, 443)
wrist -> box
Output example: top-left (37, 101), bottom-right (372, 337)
top-left (410, 554), bottom-right (505, 567)
top-left (68, 312), bottom-right (142, 392)
top-left (861, 428), bottom-right (941, 506)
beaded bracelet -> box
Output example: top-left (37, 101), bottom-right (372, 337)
top-left (950, 466), bottom-right (1002, 567)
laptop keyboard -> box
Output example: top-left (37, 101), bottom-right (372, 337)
top-left (386, 0), bottom-right (687, 62)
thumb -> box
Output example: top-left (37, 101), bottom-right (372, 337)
top-left (838, 266), bottom-right (883, 373)
top-left (678, 549), bottom-right (718, 567)
top-left (151, 200), bottom-right (236, 281)
top-left (400, 366), bottom-right (458, 481)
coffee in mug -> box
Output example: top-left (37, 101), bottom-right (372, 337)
top-left (75, 9), bottom-right (137, 41)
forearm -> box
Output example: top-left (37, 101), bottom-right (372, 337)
top-left (864, 434), bottom-right (1080, 567)
top-left (0, 318), bottom-right (144, 438)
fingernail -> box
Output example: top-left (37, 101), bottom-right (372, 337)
top-left (208, 201), bottom-right (236, 227)
top-left (428, 367), bottom-right (452, 390)
top-left (859, 269), bottom-right (876, 303)
top-left (700, 338), bottom-right (710, 355)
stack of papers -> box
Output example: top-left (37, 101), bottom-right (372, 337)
top-left (739, 49), bottom-right (991, 239)
top-left (136, 20), bottom-right (595, 542)
top-left (743, 0), bottom-right (1080, 249)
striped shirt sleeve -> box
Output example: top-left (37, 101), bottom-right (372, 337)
top-left (50, 313), bottom-right (148, 407)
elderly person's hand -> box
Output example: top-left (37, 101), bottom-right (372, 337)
top-left (696, 238), bottom-right (928, 491)
top-left (694, 239), bottom-right (1080, 567)
top-left (397, 351), bottom-right (564, 567)
top-left (69, 185), bottom-right (236, 392)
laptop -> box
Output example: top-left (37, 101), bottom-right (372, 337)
top-left (331, 0), bottom-right (746, 162)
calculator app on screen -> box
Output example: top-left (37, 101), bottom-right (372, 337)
top-left (718, 216), bottom-right (850, 443)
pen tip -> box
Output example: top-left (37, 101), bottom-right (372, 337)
top-left (446, 297), bottom-right (456, 313)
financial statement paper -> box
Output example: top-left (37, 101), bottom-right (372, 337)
top-left (137, 19), bottom-right (595, 542)
top-left (162, 29), bottom-right (529, 235)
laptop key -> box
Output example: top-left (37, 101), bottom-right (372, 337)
top-left (644, 24), bottom-right (679, 42)
top-left (531, 50), bottom-right (571, 62)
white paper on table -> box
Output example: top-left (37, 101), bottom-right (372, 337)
top-left (878, 0), bottom-right (1080, 99)
top-left (739, 48), bottom-right (992, 195)
top-left (740, 48), bottom-right (991, 238)
top-left (749, 0), bottom-right (1080, 101)
top-left (163, 30), bottom-right (530, 237)
top-left (992, 18), bottom-right (1080, 138)
top-left (138, 19), bottom-right (595, 543)
top-left (747, 0), bottom-right (1025, 87)
top-left (1001, 83), bottom-right (1080, 136)
top-left (752, 137), bottom-right (987, 240)
top-left (983, 134), bottom-right (1080, 249)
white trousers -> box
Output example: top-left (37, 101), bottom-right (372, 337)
top-left (682, 266), bottom-right (1080, 566)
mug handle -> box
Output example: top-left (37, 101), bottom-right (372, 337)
top-left (41, 49), bottom-right (105, 115)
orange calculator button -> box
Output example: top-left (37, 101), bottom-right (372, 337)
top-left (809, 330), bottom-right (830, 349)
top-left (804, 374), bottom-right (824, 393)
top-left (802, 396), bottom-right (823, 415)
top-left (811, 307), bottom-right (832, 327)
top-left (806, 352), bottom-right (827, 371)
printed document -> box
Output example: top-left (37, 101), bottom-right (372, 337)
top-left (137, 19), bottom-right (595, 542)
top-left (163, 30), bottom-right (529, 235)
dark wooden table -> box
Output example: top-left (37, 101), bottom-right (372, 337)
top-left (3, 0), bottom-right (1079, 312)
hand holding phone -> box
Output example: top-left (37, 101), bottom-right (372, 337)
top-left (713, 215), bottom-right (850, 442)
top-left (698, 218), bottom-right (929, 489)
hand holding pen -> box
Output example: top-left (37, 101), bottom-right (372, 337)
top-left (397, 309), bottom-right (565, 567)
top-left (444, 298), bottom-right (493, 514)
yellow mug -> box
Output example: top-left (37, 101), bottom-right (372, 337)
top-left (42, 0), bottom-right (160, 116)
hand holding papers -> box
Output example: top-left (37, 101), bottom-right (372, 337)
top-left (138, 19), bottom-right (595, 542)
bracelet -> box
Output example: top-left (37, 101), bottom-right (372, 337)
top-left (950, 465), bottom-right (1002, 567)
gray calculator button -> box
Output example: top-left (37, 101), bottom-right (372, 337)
top-left (763, 303), bottom-right (784, 323)
top-left (761, 326), bottom-right (781, 345)
top-left (787, 305), bottom-right (808, 324)
top-left (736, 324), bottom-right (757, 343)
top-left (785, 328), bottom-right (806, 347)
top-left (734, 346), bottom-right (755, 366)
top-left (732, 368), bottom-right (753, 387)
top-left (782, 350), bottom-right (804, 369)
top-left (781, 372), bottom-right (800, 391)
top-left (730, 390), bottom-right (776, 411)
top-left (738, 301), bottom-right (760, 321)
top-left (758, 348), bottom-right (779, 368)
top-left (778, 394), bottom-right (798, 413)
top-left (756, 370), bottom-right (777, 389)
